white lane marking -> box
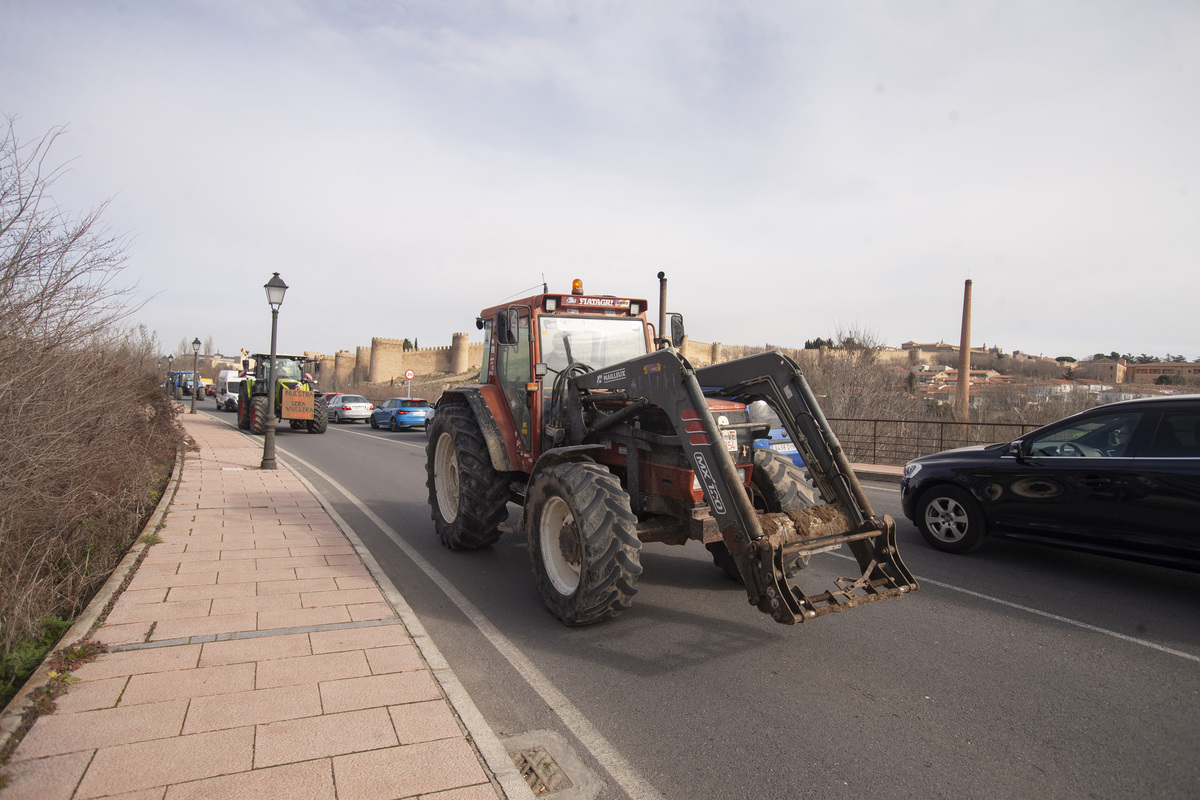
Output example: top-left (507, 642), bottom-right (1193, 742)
top-left (330, 424), bottom-right (427, 449)
top-left (281, 450), bottom-right (665, 800)
top-left (830, 552), bottom-right (1200, 664)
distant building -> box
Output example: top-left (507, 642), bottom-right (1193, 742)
top-left (1125, 362), bottom-right (1200, 384)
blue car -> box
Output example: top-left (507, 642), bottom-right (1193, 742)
top-left (371, 397), bottom-right (431, 431)
top-left (748, 400), bottom-right (804, 468)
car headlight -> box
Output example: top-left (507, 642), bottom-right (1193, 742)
top-left (902, 462), bottom-right (922, 480)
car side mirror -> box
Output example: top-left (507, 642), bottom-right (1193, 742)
top-left (1007, 440), bottom-right (1027, 459)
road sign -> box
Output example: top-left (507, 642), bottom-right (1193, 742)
top-left (404, 369), bottom-right (415, 381)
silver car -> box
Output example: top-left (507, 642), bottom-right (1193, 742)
top-left (329, 394), bottom-right (373, 423)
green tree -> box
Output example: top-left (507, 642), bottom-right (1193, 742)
top-left (1156, 374), bottom-right (1186, 386)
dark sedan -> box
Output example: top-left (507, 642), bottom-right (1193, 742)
top-left (900, 394), bottom-right (1200, 571)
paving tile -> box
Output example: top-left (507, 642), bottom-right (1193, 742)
top-left (320, 671), bottom-right (441, 714)
top-left (255, 651), bottom-right (370, 689)
top-left (301, 588), bottom-right (385, 608)
top-left (365, 645), bottom-right (424, 675)
top-left (104, 599), bottom-right (213, 626)
top-left (127, 571), bottom-right (218, 591)
top-left (183, 684), bottom-right (322, 733)
top-left (256, 577), bottom-right (338, 595)
top-left (253, 555), bottom-right (329, 570)
top-left (217, 567), bottom-right (298, 585)
top-left (165, 582), bottom-right (257, 602)
top-left (53, 676), bottom-right (128, 713)
top-left (349, 603), bottom-right (396, 622)
top-left (310, 624), bottom-right (414, 654)
top-left (198, 632), bottom-right (311, 667)
top-left (164, 760), bottom-right (335, 800)
top-left (335, 576), bottom-right (376, 591)
top-left (74, 727), bottom-right (254, 799)
top-left (296, 565), bottom-right (370, 581)
top-left (0, 749), bottom-right (94, 800)
top-left (209, 593), bottom-right (301, 616)
top-left (420, 785), bottom-right (504, 800)
top-left (176, 558), bottom-right (254, 574)
top-left (72, 645), bottom-right (202, 681)
top-left (388, 700), bottom-right (464, 745)
top-left (121, 662), bottom-right (255, 705)
top-left (14, 699), bottom-right (188, 760)
top-left (96, 621), bottom-right (155, 647)
top-left (116, 588), bottom-right (172, 605)
top-left (331, 739), bottom-right (489, 800)
top-left (219, 546), bottom-right (292, 561)
top-left (148, 612), bottom-right (258, 641)
top-left (257, 606), bottom-right (351, 631)
top-left (254, 708), bottom-right (398, 768)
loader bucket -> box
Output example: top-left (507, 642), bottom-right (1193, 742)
top-left (737, 509), bottom-right (915, 623)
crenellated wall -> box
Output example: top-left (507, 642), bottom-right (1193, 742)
top-left (333, 350), bottom-right (356, 389)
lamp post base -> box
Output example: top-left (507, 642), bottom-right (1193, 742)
top-left (261, 426), bottom-right (277, 470)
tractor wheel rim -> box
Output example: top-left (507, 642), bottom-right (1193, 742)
top-left (434, 432), bottom-right (460, 523)
top-left (539, 496), bottom-right (580, 596)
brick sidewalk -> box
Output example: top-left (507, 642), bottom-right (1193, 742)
top-left (1, 411), bottom-right (529, 800)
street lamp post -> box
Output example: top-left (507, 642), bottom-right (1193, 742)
top-left (190, 338), bottom-right (201, 414)
top-left (261, 272), bottom-right (288, 470)
top-left (167, 354), bottom-right (174, 394)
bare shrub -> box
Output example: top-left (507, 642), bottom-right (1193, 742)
top-left (0, 117), bottom-right (182, 661)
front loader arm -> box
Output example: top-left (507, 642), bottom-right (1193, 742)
top-left (572, 348), bottom-right (917, 624)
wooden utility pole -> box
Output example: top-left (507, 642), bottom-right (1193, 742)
top-left (957, 279), bottom-right (972, 420)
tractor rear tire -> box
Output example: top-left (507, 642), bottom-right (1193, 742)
top-left (308, 398), bottom-right (328, 433)
top-left (710, 449), bottom-right (818, 582)
top-left (527, 462), bottom-right (642, 626)
top-left (250, 395), bottom-right (269, 435)
top-left (426, 404), bottom-right (509, 550)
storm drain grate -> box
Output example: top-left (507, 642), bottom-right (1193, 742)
top-left (514, 745), bottom-right (574, 795)
top-left (502, 730), bottom-right (602, 800)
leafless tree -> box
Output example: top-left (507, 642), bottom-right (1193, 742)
top-left (0, 117), bottom-right (181, 661)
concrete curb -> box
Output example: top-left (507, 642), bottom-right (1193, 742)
top-left (0, 439), bottom-right (186, 751)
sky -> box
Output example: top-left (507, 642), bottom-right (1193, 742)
top-left (3, 0), bottom-right (1198, 362)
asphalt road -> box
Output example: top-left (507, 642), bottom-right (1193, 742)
top-left (203, 406), bottom-right (1200, 800)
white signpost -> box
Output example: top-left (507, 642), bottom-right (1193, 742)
top-left (405, 369), bottom-right (415, 397)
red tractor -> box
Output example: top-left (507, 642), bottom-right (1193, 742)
top-left (426, 277), bottom-right (916, 625)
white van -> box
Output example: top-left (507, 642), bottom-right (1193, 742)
top-left (215, 370), bottom-right (243, 412)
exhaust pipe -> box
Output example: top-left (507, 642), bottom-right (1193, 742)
top-left (657, 271), bottom-right (667, 347)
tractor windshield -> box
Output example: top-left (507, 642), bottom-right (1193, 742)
top-left (537, 316), bottom-right (648, 374)
top-left (270, 359), bottom-right (304, 382)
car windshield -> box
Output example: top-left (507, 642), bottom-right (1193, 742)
top-left (537, 316), bottom-right (648, 374)
top-left (401, 400), bottom-right (429, 408)
top-left (341, 395), bottom-right (366, 404)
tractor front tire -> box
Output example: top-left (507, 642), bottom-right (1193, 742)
top-left (250, 395), bottom-right (269, 435)
top-left (527, 462), bottom-right (642, 626)
top-left (426, 404), bottom-right (509, 550)
top-left (308, 398), bottom-right (328, 433)
top-left (173, 386), bottom-right (183, 401)
top-left (710, 449), bottom-right (818, 582)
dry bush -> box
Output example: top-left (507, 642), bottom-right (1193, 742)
top-left (0, 117), bottom-right (183, 658)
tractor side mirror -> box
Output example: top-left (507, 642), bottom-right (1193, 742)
top-left (669, 313), bottom-right (685, 348)
top-left (497, 308), bottom-right (519, 345)
top-left (242, 359), bottom-right (249, 371)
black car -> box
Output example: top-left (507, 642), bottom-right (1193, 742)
top-left (900, 394), bottom-right (1200, 571)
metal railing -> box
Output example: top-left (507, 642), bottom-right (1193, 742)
top-left (827, 418), bottom-right (1042, 466)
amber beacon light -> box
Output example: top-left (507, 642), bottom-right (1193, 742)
top-left (571, 279), bottom-right (584, 295)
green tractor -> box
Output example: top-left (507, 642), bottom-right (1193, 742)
top-left (236, 353), bottom-right (328, 435)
